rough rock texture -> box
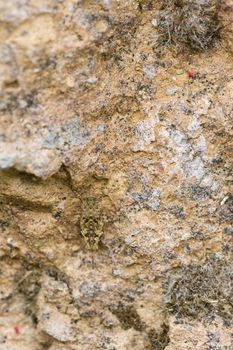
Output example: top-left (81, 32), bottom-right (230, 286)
top-left (0, 1), bottom-right (233, 349)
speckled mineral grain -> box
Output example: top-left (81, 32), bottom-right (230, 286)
top-left (0, 1), bottom-right (232, 349)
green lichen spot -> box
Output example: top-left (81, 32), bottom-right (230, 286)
top-left (164, 255), bottom-right (233, 323)
top-left (148, 324), bottom-right (170, 350)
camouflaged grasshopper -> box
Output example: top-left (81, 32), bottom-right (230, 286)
top-left (80, 197), bottom-right (108, 251)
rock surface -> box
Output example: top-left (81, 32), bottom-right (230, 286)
top-left (0, 1), bottom-right (232, 349)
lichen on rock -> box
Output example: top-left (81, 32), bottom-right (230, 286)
top-left (0, 0), bottom-right (232, 349)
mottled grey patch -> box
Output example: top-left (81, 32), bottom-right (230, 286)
top-left (143, 64), bottom-right (156, 79)
top-left (43, 118), bottom-right (91, 151)
top-left (80, 281), bottom-right (102, 298)
top-left (147, 199), bottom-right (160, 211)
top-left (169, 206), bottom-right (185, 219)
top-left (224, 227), bottom-right (233, 236)
top-left (190, 185), bottom-right (211, 201)
top-left (127, 175), bottom-right (161, 211)
top-left (207, 332), bottom-right (221, 350)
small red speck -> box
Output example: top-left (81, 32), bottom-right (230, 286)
top-left (187, 70), bottom-right (195, 78)
top-left (14, 326), bottom-right (20, 335)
